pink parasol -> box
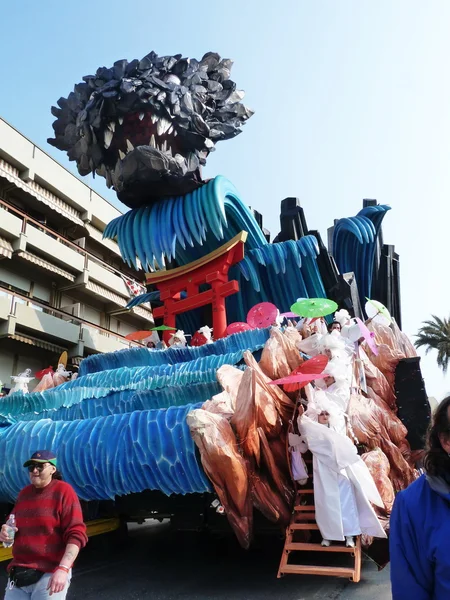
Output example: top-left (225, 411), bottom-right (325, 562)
top-left (355, 317), bottom-right (379, 355)
top-left (247, 302), bottom-right (279, 329)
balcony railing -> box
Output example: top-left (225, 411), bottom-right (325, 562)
top-left (0, 196), bottom-right (145, 290)
top-left (0, 286), bottom-right (143, 351)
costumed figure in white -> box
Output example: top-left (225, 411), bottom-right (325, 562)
top-left (9, 369), bottom-right (34, 395)
top-left (198, 326), bottom-right (213, 344)
top-left (298, 397), bottom-right (386, 548)
top-left (168, 330), bottom-right (188, 348)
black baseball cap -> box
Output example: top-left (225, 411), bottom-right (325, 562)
top-left (23, 450), bottom-right (57, 468)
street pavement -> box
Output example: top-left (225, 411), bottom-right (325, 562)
top-left (0, 521), bottom-right (392, 599)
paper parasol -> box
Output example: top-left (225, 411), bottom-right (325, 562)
top-left (226, 322), bottom-right (253, 335)
top-left (281, 355), bottom-right (329, 392)
top-left (35, 366), bottom-right (54, 379)
top-left (151, 325), bottom-right (177, 331)
top-left (365, 298), bottom-right (392, 326)
top-left (247, 302), bottom-right (279, 329)
top-left (290, 298), bottom-right (338, 318)
top-left (269, 372), bottom-right (327, 388)
top-left (57, 351), bottom-right (68, 368)
top-left (355, 317), bottom-right (379, 355)
top-left (125, 330), bottom-right (155, 341)
top-left (280, 312), bottom-right (299, 319)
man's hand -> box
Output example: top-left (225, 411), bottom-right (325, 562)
top-left (0, 524), bottom-right (17, 543)
top-left (47, 569), bottom-right (69, 595)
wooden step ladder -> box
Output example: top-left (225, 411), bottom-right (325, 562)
top-left (277, 474), bottom-right (362, 582)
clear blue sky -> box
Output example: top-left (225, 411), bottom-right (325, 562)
top-left (2, 0), bottom-right (449, 399)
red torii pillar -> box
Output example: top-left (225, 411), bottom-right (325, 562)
top-left (146, 231), bottom-right (248, 344)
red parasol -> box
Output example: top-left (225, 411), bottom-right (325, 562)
top-left (191, 332), bottom-right (208, 347)
top-left (269, 372), bottom-right (327, 388)
top-left (35, 366), bottom-right (54, 380)
top-left (247, 302), bottom-right (279, 329)
top-left (281, 355), bottom-right (329, 392)
top-left (226, 322), bottom-right (253, 335)
top-left (125, 330), bottom-right (154, 341)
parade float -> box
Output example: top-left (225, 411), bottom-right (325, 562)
top-left (0, 51), bottom-right (431, 580)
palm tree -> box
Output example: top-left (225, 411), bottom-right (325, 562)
top-left (415, 315), bottom-right (450, 374)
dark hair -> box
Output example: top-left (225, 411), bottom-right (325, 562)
top-left (423, 396), bottom-right (450, 476)
top-left (327, 321), bottom-right (341, 333)
top-left (52, 469), bottom-right (63, 481)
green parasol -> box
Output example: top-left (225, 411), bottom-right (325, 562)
top-left (290, 297), bottom-right (338, 318)
top-left (365, 298), bottom-right (392, 325)
top-left (151, 325), bottom-right (177, 331)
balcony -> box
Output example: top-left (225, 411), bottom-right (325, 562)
top-left (0, 287), bottom-right (143, 357)
top-left (0, 197), bottom-right (152, 321)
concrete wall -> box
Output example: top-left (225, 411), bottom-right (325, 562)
top-left (82, 325), bottom-right (131, 354)
top-left (0, 349), bottom-right (14, 389)
top-left (0, 118), bottom-right (123, 227)
top-left (0, 208), bottom-right (22, 240)
top-left (15, 304), bottom-right (80, 344)
top-left (87, 259), bottom-right (129, 297)
top-left (25, 225), bottom-right (85, 271)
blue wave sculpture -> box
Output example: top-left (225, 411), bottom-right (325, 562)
top-left (333, 205), bottom-right (391, 309)
top-left (0, 405), bottom-right (211, 503)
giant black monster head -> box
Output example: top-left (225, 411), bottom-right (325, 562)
top-left (48, 51), bottom-right (253, 208)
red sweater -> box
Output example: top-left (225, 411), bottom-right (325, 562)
top-left (9, 479), bottom-right (88, 573)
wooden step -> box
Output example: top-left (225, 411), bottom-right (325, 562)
top-left (289, 523), bottom-right (319, 531)
top-left (296, 489), bottom-right (313, 494)
top-left (279, 564), bottom-right (356, 579)
top-left (285, 542), bottom-right (356, 554)
top-left (293, 513), bottom-right (316, 520)
top-left (294, 505), bottom-right (315, 512)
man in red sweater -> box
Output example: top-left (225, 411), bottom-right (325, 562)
top-left (0, 450), bottom-right (88, 599)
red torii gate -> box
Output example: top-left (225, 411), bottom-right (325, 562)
top-left (146, 231), bottom-right (248, 343)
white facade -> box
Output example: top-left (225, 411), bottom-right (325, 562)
top-left (0, 117), bottom-right (153, 391)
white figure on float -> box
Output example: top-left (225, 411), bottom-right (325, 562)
top-left (298, 397), bottom-right (386, 548)
top-left (9, 369), bottom-right (34, 395)
top-left (168, 330), bottom-right (188, 348)
top-left (198, 326), bottom-right (213, 344)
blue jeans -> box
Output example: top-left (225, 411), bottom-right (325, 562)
top-left (4, 573), bottom-right (71, 599)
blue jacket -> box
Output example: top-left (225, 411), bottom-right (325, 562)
top-left (390, 474), bottom-right (450, 599)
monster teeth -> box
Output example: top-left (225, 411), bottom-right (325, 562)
top-left (168, 125), bottom-right (173, 135)
top-left (174, 130), bottom-right (178, 137)
top-left (126, 139), bottom-right (134, 152)
top-left (104, 129), bottom-right (113, 149)
top-left (139, 112), bottom-right (145, 121)
top-left (118, 117), bottom-right (124, 125)
top-left (157, 117), bottom-right (171, 136)
top-left (167, 146), bottom-right (172, 156)
top-left (118, 150), bottom-right (126, 160)
top-left (150, 134), bottom-right (156, 147)
top-left (107, 122), bottom-right (116, 132)
top-left (161, 140), bottom-right (167, 152)
top-left (151, 114), bottom-right (158, 124)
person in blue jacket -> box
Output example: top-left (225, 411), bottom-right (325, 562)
top-left (390, 395), bottom-right (450, 599)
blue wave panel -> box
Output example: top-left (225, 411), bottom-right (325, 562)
top-left (0, 404), bottom-right (211, 503)
top-left (103, 176), bottom-right (268, 271)
top-left (332, 205), bottom-right (391, 309)
top-left (3, 350), bottom-right (247, 419)
top-left (17, 382), bottom-right (223, 423)
top-left (79, 328), bottom-right (270, 375)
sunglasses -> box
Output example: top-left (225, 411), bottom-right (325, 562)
top-left (27, 463), bottom-right (49, 473)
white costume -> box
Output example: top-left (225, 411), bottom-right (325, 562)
top-left (9, 369), bottom-right (34, 395)
top-left (168, 330), bottom-right (188, 347)
top-left (298, 413), bottom-right (386, 543)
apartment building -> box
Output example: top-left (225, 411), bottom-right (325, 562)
top-left (0, 117), bottom-right (153, 391)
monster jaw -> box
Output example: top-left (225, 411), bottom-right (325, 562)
top-left (96, 110), bottom-right (206, 202)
